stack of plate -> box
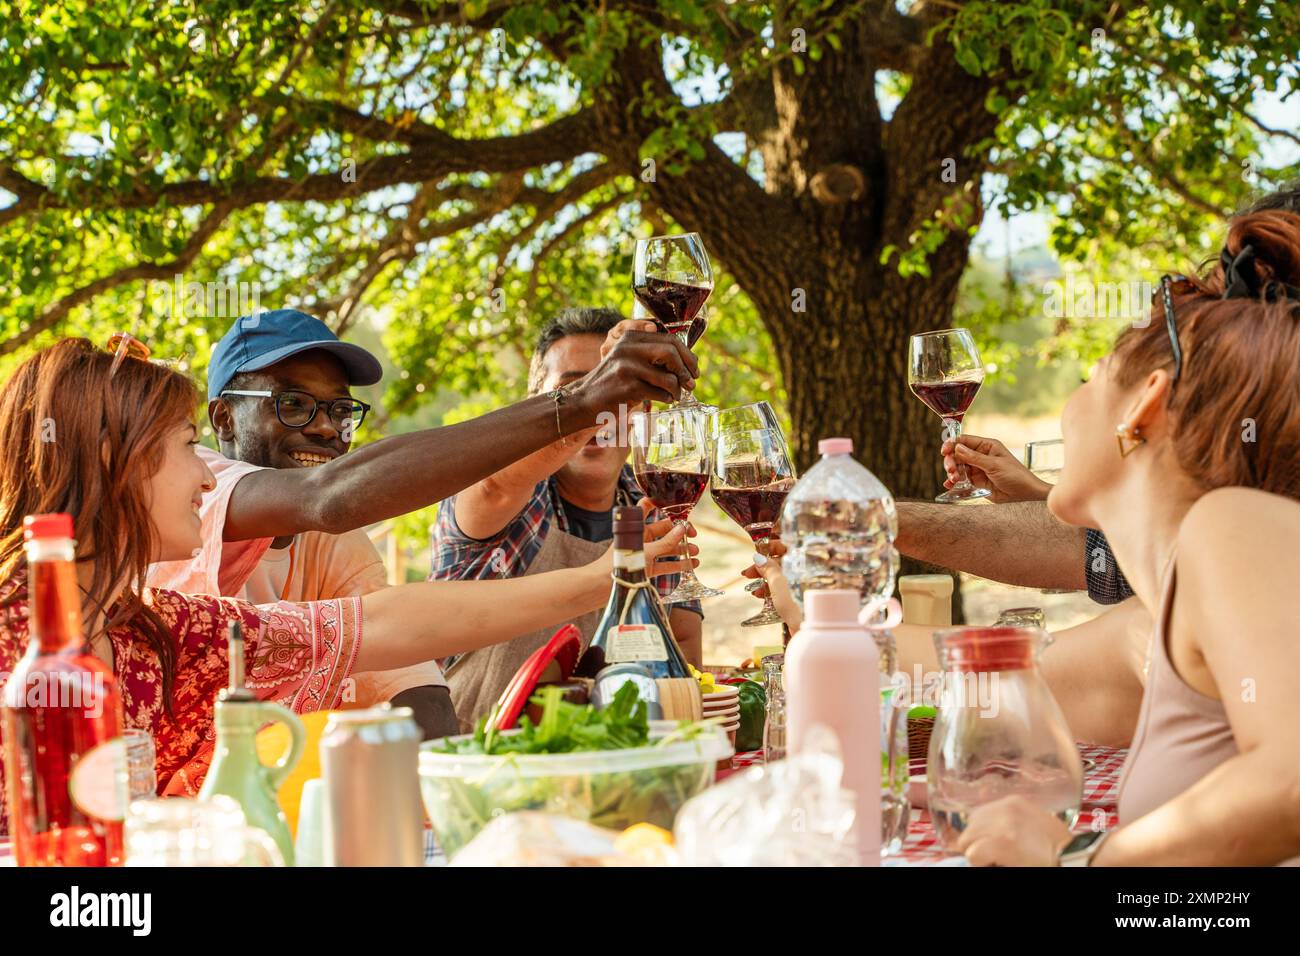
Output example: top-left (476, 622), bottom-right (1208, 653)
top-left (701, 685), bottom-right (740, 749)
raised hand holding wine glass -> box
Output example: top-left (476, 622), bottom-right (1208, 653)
top-left (709, 401), bottom-right (798, 628)
top-left (908, 328), bottom-right (990, 503)
top-left (630, 406), bottom-right (723, 603)
top-left (632, 232), bottom-right (712, 409)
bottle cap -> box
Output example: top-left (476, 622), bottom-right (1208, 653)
top-left (804, 589), bottom-right (862, 625)
top-left (612, 505), bottom-right (644, 551)
top-left (23, 513), bottom-right (74, 541)
top-left (818, 437), bottom-right (853, 456)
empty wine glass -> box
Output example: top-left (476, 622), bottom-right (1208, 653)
top-left (710, 401), bottom-right (797, 628)
top-left (1025, 438), bottom-right (1065, 483)
top-left (630, 406), bottom-right (723, 602)
top-left (633, 233), bottom-right (712, 410)
top-left (1024, 439), bottom-right (1076, 593)
top-left (908, 328), bottom-right (990, 503)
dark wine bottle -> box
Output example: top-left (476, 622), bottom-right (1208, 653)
top-left (574, 506), bottom-right (693, 680)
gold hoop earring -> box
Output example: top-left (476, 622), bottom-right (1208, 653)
top-left (1116, 423), bottom-right (1145, 458)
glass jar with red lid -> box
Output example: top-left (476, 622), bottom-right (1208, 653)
top-left (926, 626), bottom-right (1082, 851)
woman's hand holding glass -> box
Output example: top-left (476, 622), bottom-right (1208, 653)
top-left (740, 539), bottom-right (803, 636)
top-left (954, 794), bottom-right (1075, 867)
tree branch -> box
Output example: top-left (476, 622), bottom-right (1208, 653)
top-left (525, 191), bottom-right (628, 304)
top-left (0, 164), bottom-right (51, 226)
top-left (0, 202), bottom-right (235, 356)
top-left (2, 104), bottom-right (602, 223)
top-left (495, 163), bottom-right (619, 277)
top-left (325, 173), bottom-right (526, 335)
top-left (1103, 102), bottom-right (1226, 218)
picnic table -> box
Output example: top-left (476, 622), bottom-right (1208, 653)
top-left (3, 743), bottom-right (1127, 866)
top-left (728, 742), bottom-right (1126, 865)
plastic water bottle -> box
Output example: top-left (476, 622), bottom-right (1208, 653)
top-left (780, 437), bottom-right (899, 615)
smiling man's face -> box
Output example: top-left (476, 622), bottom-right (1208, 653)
top-left (211, 350), bottom-right (357, 470)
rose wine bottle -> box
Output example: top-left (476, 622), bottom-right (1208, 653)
top-left (574, 507), bottom-right (692, 680)
top-left (1, 514), bottom-right (126, 866)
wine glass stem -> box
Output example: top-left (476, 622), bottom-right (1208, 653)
top-left (755, 536), bottom-right (778, 616)
top-left (675, 518), bottom-right (702, 585)
top-left (674, 329), bottom-right (699, 406)
top-left (943, 418), bottom-right (975, 489)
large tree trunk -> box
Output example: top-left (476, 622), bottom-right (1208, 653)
top-left (750, 246), bottom-right (976, 624)
top-left (603, 7), bottom-right (1007, 620)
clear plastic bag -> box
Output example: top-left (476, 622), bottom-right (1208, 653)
top-left (674, 727), bottom-right (858, 866)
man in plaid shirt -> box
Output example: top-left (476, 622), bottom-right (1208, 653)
top-left (431, 308), bottom-right (703, 722)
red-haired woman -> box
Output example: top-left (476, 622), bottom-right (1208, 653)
top-left (755, 210), bottom-right (1300, 866)
top-left (0, 339), bottom-right (692, 833)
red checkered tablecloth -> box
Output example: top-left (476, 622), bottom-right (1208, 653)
top-left (726, 742), bottom-right (1126, 864)
top-left (2, 745), bottom-right (1125, 867)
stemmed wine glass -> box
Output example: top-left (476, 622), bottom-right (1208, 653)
top-left (633, 232), bottom-right (712, 409)
top-left (908, 328), bottom-right (990, 503)
top-left (630, 406), bottom-right (724, 603)
top-left (634, 298), bottom-right (718, 415)
top-left (1025, 438), bottom-right (1065, 483)
top-left (709, 401), bottom-right (798, 628)
top-left (1025, 439), bottom-right (1075, 593)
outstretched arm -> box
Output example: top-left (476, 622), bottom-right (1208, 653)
top-left (895, 499), bottom-right (1087, 590)
top-left (222, 331), bottom-right (696, 541)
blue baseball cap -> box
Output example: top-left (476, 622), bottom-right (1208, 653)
top-left (206, 309), bottom-right (383, 401)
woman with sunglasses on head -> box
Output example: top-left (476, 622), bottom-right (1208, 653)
top-left (753, 209), bottom-right (1300, 866)
top-left (0, 338), bottom-right (694, 834)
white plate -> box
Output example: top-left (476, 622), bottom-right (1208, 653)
top-left (702, 687), bottom-right (739, 700)
top-left (702, 704), bottom-right (740, 717)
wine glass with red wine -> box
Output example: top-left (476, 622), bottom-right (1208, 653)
top-left (634, 298), bottom-right (718, 414)
top-left (709, 401), bottom-right (798, 628)
top-left (630, 406), bottom-right (724, 603)
top-left (908, 328), bottom-right (990, 503)
top-left (632, 232), bottom-right (712, 409)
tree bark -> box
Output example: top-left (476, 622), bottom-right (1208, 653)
top-left (598, 6), bottom-right (1003, 619)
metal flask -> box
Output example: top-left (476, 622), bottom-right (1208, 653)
top-left (320, 705), bottom-right (424, 866)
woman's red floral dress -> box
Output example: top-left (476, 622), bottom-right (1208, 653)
top-left (0, 572), bottom-right (361, 835)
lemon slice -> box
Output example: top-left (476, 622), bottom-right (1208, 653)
top-left (68, 737), bottom-right (130, 822)
top-left (615, 822), bottom-right (675, 864)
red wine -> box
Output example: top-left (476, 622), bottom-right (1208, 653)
top-left (910, 379), bottom-right (981, 420)
top-left (633, 277), bottom-right (711, 337)
top-left (574, 507), bottom-right (693, 681)
top-left (634, 466), bottom-right (708, 520)
top-left (712, 480), bottom-right (795, 541)
top-left (686, 312), bottom-right (707, 347)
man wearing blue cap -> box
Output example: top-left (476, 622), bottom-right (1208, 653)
top-left (149, 307), bottom-right (698, 736)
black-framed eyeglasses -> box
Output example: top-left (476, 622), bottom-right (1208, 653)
top-left (1153, 274), bottom-right (1194, 386)
top-left (220, 389), bottom-right (371, 430)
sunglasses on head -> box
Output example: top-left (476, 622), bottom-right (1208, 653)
top-left (1152, 274), bottom-right (1195, 387)
top-left (106, 332), bottom-right (151, 377)
top-left (104, 332), bottom-right (189, 378)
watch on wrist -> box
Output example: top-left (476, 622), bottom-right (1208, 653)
top-left (1058, 829), bottom-right (1109, 867)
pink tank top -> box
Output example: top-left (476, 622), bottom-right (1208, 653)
top-left (1116, 562), bottom-right (1237, 825)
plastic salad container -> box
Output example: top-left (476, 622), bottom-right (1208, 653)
top-left (418, 721), bottom-right (732, 859)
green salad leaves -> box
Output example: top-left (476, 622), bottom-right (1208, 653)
top-left (438, 682), bottom-right (711, 756)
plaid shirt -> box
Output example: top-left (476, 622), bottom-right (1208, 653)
top-left (1084, 529), bottom-right (1134, 604)
top-left (430, 464), bottom-right (701, 612)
